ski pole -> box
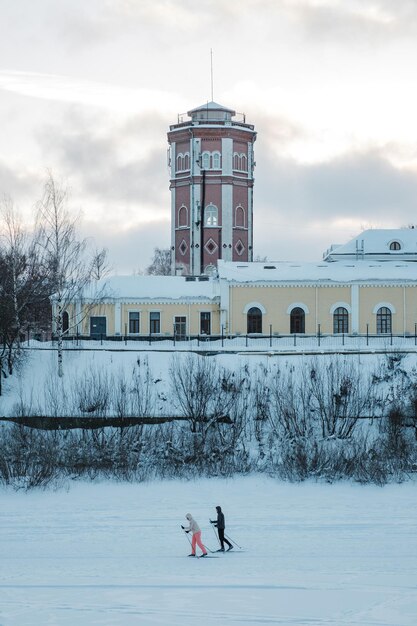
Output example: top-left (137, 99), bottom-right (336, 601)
top-left (209, 520), bottom-right (221, 548)
top-left (224, 532), bottom-right (243, 550)
top-left (181, 526), bottom-right (192, 548)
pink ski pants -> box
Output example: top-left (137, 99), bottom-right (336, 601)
top-left (191, 531), bottom-right (207, 555)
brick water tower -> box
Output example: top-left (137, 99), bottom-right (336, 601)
top-left (167, 101), bottom-right (257, 275)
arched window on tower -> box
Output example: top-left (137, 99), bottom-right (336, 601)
top-left (205, 203), bottom-right (218, 226)
top-left (233, 152), bottom-right (247, 171)
top-left (290, 307), bottom-right (305, 334)
top-left (333, 307), bottom-right (349, 334)
top-left (178, 205), bottom-right (188, 228)
top-left (176, 154), bottom-right (183, 171)
top-left (183, 152), bottom-right (190, 170)
top-left (235, 205), bottom-right (245, 228)
top-left (247, 307), bottom-right (262, 334)
top-left (201, 152), bottom-right (210, 170)
top-left (212, 152), bottom-right (221, 169)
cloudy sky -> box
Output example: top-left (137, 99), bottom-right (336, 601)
top-left (1, 0), bottom-right (417, 272)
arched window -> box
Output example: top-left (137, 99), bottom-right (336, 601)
top-left (290, 307), bottom-right (305, 334)
top-left (333, 307), bottom-right (349, 334)
top-left (377, 307), bottom-right (392, 334)
top-left (233, 153), bottom-right (239, 170)
top-left (235, 205), bottom-right (245, 228)
top-left (212, 152), bottom-right (221, 169)
top-left (389, 241), bottom-right (401, 251)
top-left (241, 154), bottom-right (247, 171)
top-left (205, 203), bottom-right (218, 226)
top-left (202, 152), bottom-right (210, 170)
top-left (247, 307), bottom-right (262, 334)
top-left (178, 205), bottom-right (188, 227)
top-left (176, 154), bottom-right (183, 171)
top-left (183, 153), bottom-right (190, 170)
top-left (62, 311), bottom-right (69, 334)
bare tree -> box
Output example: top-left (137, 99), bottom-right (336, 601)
top-left (307, 357), bottom-right (378, 439)
top-left (169, 354), bottom-right (243, 461)
top-left (36, 173), bottom-right (108, 377)
top-left (268, 363), bottom-right (314, 441)
top-left (0, 197), bottom-right (51, 385)
top-left (146, 247), bottom-right (171, 276)
top-left (91, 248), bottom-right (109, 281)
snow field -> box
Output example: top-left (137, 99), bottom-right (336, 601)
top-left (1, 476), bottom-right (417, 626)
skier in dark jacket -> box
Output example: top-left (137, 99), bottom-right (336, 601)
top-left (210, 505), bottom-right (233, 551)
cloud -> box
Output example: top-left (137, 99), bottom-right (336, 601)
top-left (106, 0), bottom-right (417, 42)
top-left (0, 71), bottom-right (183, 115)
top-left (0, 160), bottom-right (42, 210)
top-left (252, 146), bottom-right (417, 260)
top-left (81, 219), bottom-right (171, 274)
top-left (37, 108), bottom-right (171, 225)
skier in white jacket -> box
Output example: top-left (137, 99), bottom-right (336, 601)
top-left (181, 513), bottom-right (207, 557)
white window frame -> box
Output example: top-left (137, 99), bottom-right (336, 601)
top-left (205, 203), bottom-right (218, 227)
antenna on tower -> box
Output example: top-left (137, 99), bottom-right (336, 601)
top-left (210, 48), bottom-right (214, 102)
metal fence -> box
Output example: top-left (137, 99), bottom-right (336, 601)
top-left (24, 326), bottom-right (417, 352)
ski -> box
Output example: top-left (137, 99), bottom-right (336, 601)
top-left (215, 548), bottom-right (246, 553)
top-left (197, 554), bottom-right (220, 559)
top-left (187, 554), bottom-right (219, 559)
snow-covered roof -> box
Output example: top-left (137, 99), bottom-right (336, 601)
top-left (324, 229), bottom-right (417, 260)
top-left (83, 275), bottom-right (219, 301)
top-left (217, 259), bottom-right (417, 284)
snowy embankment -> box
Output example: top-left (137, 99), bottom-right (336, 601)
top-left (1, 476), bottom-right (417, 626)
top-left (0, 345), bottom-right (412, 416)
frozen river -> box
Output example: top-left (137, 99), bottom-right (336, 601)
top-left (1, 476), bottom-right (417, 625)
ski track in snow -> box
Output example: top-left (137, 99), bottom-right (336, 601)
top-left (0, 476), bottom-right (417, 625)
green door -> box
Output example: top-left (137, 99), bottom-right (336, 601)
top-left (90, 316), bottom-right (107, 337)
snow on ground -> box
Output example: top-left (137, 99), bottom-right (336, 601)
top-left (1, 476), bottom-right (417, 626)
top-left (2, 346), bottom-right (414, 416)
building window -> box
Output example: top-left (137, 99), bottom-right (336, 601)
top-left (235, 205), bottom-right (245, 228)
top-left (150, 312), bottom-right (160, 334)
top-left (333, 307), bottom-right (348, 334)
top-left (247, 307), bottom-right (262, 334)
top-left (212, 152), bottom-right (221, 169)
top-left (205, 203), bottom-right (218, 226)
top-left (174, 316), bottom-right (186, 340)
top-left (129, 311), bottom-right (140, 334)
top-left (178, 205), bottom-right (188, 227)
top-left (290, 307), bottom-right (305, 334)
top-left (389, 241), bottom-right (401, 251)
top-left (202, 152), bottom-right (210, 169)
top-left (62, 311), bottom-right (69, 334)
top-left (176, 152), bottom-right (190, 172)
top-left (200, 312), bottom-right (211, 335)
top-left (376, 307), bottom-right (392, 334)
top-left (233, 152), bottom-right (247, 171)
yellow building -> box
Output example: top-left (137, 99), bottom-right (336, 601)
top-left (56, 230), bottom-right (417, 340)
